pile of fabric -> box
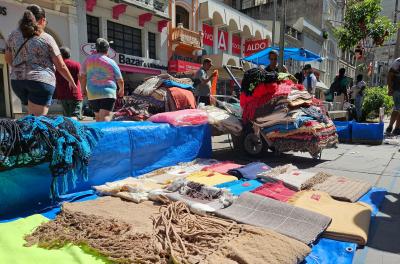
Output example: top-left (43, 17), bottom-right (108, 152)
top-left (21, 159), bottom-right (384, 264)
top-left (198, 105), bottom-right (242, 136)
top-left (240, 69), bottom-right (337, 157)
top-left (0, 116), bottom-right (102, 198)
top-left (113, 74), bottom-right (196, 121)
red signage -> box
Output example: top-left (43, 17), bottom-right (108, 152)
top-left (202, 24), bottom-right (213, 47)
top-left (244, 39), bottom-right (270, 56)
top-left (168, 60), bottom-right (201, 73)
top-left (218, 30), bottom-right (228, 51)
top-left (232, 35), bottom-right (241, 55)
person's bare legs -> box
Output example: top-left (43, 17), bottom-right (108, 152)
top-left (99, 109), bottom-right (113, 122)
top-left (27, 100), bottom-right (49, 116)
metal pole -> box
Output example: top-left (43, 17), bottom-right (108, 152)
top-left (394, 0), bottom-right (400, 58)
top-left (279, 0), bottom-right (286, 70)
top-left (272, 0), bottom-right (277, 46)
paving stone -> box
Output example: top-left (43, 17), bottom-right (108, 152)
top-left (382, 159), bottom-right (400, 177)
top-left (317, 155), bottom-right (390, 174)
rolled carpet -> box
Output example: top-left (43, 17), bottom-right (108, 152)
top-left (288, 191), bottom-right (372, 245)
top-left (215, 192), bottom-right (331, 245)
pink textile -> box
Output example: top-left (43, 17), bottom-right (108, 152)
top-left (251, 180), bottom-right (296, 202)
top-left (202, 162), bottom-right (242, 174)
top-left (148, 109), bottom-right (208, 126)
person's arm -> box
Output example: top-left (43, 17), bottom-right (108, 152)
top-left (79, 74), bottom-right (87, 97)
top-left (200, 70), bottom-right (216, 84)
top-left (117, 78), bottom-right (125, 98)
top-left (52, 55), bottom-right (77, 90)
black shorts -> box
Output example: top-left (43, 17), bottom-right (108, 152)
top-left (89, 98), bottom-right (116, 113)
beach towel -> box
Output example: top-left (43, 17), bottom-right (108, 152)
top-left (93, 177), bottom-right (163, 203)
top-left (215, 192), bottom-right (331, 244)
top-left (217, 179), bottom-right (264, 196)
top-left (288, 191), bottom-right (372, 245)
top-left (227, 162), bottom-right (271, 180)
top-left (186, 171), bottom-right (238, 186)
top-left (358, 187), bottom-right (387, 217)
top-left (0, 214), bottom-right (105, 264)
top-left (202, 161), bottom-right (242, 174)
top-left (260, 169), bottom-right (331, 191)
top-left (304, 238), bottom-right (356, 264)
top-left (251, 180), bottom-right (297, 202)
top-left (311, 175), bottom-right (372, 202)
top-left (207, 225), bottom-right (310, 264)
top-left (148, 109), bottom-right (208, 126)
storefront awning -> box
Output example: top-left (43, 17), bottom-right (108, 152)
top-left (119, 64), bottom-right (162, 75)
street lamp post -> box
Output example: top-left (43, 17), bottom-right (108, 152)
top-left (279, 0), bottom-right (286, 71)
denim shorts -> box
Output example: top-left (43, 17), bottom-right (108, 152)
top-left (393, 90), bottom-right (400, 111)
top-left (11, 80), bottom-right (55, 106)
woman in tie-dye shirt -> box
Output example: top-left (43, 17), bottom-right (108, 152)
top-left (80, 38), bottom-right (124, 122)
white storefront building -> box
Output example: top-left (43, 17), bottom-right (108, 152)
top-left (76, 0), bottom-right (169, 93)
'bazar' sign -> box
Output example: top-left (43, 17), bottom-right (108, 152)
top-left (118, 53), bottom-right (168, 71)
top-left (80, 43), bottom-right (117, 59)
top-left (244, 39), bottom-right (270, 56)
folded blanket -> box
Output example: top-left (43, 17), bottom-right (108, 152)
top-left (163, 80), bottom-right (194, 89)
top-left (217, 179), bottom-right (264, 196)
top-left (311, 175), bottom-right (372, 202)
top-left (288, 191), bottom-right (372, 245)
top-left (148, 109), bottom-right (208, 126)
top-left (228, 162), bottom-right (271, 180)
top-left (251, 180), bottom-right (297, 202)
top-left (168, 87), bottom-right (196, 110)
top-left (93, 177), bottom-right (163, 203)
top-left (259, 169), bottom-right (331, 191)
top-left (215, 192), bottom-right (331, 244)
top-left (202, 161), bottom-right (242, 174)
top-left (186, 171), bottom-right (238, 186)
top-left (199, 105), bottom-right (243, 136)
top-left (206, 225), bottom-right (310, 264)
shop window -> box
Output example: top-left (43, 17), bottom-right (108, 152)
top-left (176, 6), bottom-right (189, 29)
top-left (107, 21), bottom-right (142, 57)
top-left (87, 15), bottom-right (100, 43)
top-left (148, 32), bottom-right (156, 59)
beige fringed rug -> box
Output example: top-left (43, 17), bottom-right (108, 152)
top-left (25, 196), bottom-right (310, 264)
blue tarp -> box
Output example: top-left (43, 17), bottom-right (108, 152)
top-left (243, 47), bottom-right (322, 66)
top-left (0, 121), bottom-right (211, 219)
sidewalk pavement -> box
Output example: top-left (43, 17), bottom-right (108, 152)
top-left (212, 135), bottom-right (400, 264)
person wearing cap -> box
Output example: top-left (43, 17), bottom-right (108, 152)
top-left (194, 58), bottom-right (217, 105)
top-left (302, 64), bottom-right (317, 96)
top-left (265, 50), bottom-right (287, 73)
top-left (80, 38), bottom-right (124, 122)
top-left (55, 46), bottom-right (83, 119)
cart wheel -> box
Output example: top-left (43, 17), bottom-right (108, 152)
top-left (243, 132), bottom-right (265, 157)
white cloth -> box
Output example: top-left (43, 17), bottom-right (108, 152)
top-left (199, 105), bottom-right (243, 136)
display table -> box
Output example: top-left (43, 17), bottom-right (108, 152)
top-left (0, 122), bottom-right (211, 219)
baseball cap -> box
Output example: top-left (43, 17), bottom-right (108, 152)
top-left (203, 58), bottom-right (213, 66)
top-left (96, 38), bottom-right (110, 53)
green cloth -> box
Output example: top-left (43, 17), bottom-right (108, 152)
top-left (0, 214), bottom-right (107, 264)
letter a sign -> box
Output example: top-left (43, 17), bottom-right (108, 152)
top-left (218, 30), bottom-right (228, 51)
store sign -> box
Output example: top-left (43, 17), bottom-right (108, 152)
top-left (168, 60), bottom-right (201, 73)
top-left (81, 43), bottom-right (117, 59)
top-left (244, 39), bottom-right (270, 56)
top-left (232, 35), bottom-right (241, 55)
top-left (117, 53), bottom-right (168, 70)
top-left (0, 6), bottom-right (6, 16)
top-left (202, 24), bottom-right (213, 47)
top-left (218, 30), bottom-right (228, 51)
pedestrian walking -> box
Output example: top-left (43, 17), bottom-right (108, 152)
top-left (194, 58), bottom-right (217, 105)
top-left (55, 47), bottom-right (83, 119)
top-left (351, 74), bottom-right (366, 121)
top-left (5, 4), bottom-right (77, 116)
top-left (80, 38), bottom-right (124, 122)
top-left (386, 57), bottom-right (400, 135)
top-left (330, 68), bottom-right (350, 106)
top-left (302, 64), bottom-right (317, 96)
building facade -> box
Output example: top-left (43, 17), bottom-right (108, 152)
top-left (77, 0), bottom-right (170, 94)
top-left (0, 0), bottom-right (79, 118)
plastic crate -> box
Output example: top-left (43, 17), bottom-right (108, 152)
top-left (352, 122), bottom-right (384, 145)
top-left (333, 121), bottom-right (352, 143)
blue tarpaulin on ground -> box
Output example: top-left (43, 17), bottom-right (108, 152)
top-left (0, 121), bottom-right (211, 220)
top-left (243, 47), bottom-right (322, 66)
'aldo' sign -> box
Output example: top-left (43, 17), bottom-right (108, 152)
top-left (244, 39), bottom-right (270, 56)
